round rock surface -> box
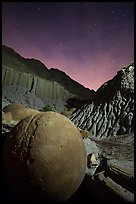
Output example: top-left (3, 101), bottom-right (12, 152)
top-left (3, 111), bottom-right (87, 202)
top-left (3, 103), bottom-right (25, 113)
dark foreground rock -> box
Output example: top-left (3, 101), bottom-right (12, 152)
top-left (83, 133), bottom-right (134, 202)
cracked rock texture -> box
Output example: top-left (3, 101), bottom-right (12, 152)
top-left (70, 63), bottom-right (134, 138)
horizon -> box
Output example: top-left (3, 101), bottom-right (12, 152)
top-left (2, 2), bottom-right (134, 91)
top-left (2, 43), bottom-right (134, 91)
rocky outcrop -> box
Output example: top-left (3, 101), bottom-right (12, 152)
top-left (70, 63), bottom-right (134, 138)
top-left (83, 132), bottom-right (134, 202)
top-left (70, 63), bottom-right (134, 201)
top-left (84, 162), bottom-right (134, 202)
top-left (2, 67), bottom-right (77, 101)
top-left (2, 85), bottom-right (45, 110)
top-left (2, 45), bottom-right (95, 101)
top-left (2, 85), bottom-right (69, 112)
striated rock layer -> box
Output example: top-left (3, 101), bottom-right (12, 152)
top-left (2, 45), bottom-right (95, 101)
top-left (2, 67), bottom-right (77, 101)
top-left (70, 63), bottom-right (134, 138)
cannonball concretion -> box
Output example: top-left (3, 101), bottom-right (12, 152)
top-left (3, 111), bottom-right (87, 202)
top-left (2, 103), bottom-right (25, 113)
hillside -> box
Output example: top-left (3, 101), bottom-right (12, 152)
top-left (70, 63), bottom-right (134, 138)
top-left (2, 45), bottom-right (95, 101)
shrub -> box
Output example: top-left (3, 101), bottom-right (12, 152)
top-left (42, 105), bottom-right (54, 112)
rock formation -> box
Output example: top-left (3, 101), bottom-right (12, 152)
top-left (2, 85), bottom-right (45, 110)
top-left (70, 63), bottom-right (134, 138)
top-left (2, 67), bottom-right (77, 101)
top-left (3, 112), bottom-right (87, 202)
top-left (3, 103), bottom-right (25, 113)
top-left (1, 45), bottom-right (134, 202)
top-left (69, 63), bottom-right (134, 202)
top-left (2, 107), bottom-right (40, 124)
top-left (83, 132), bottom-right (134, 202)
top-left (2, 45), bottom-right (95, 101)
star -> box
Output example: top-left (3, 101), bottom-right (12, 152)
top-left (37, 8), bottom-right (41, 17)
top-left (80, 45), bottom-right (84, 49)
top-left (122, 13), bottom-right (126, 17)
top-left (17, 23), bottom-right (21, 27)
top-left (75, 22), bottom-right (79, 26)
top-left (123, 24), bottom-right (127, 27)
top-left (111, 60), bottom-right (115, 64)
top-left (17, 36), bottom-right (21, 40)
top-left (59, 43), bottom-right (63, 47)
top-left (37, 7), bottom-right (40, 12)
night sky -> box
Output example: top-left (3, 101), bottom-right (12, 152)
top-left (2, 2), bottom-right (134, 91)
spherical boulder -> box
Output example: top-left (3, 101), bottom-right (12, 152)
top-left (3, 103), bottom-right (25, 113)
top-left (3, 111), bottom-right (87, 202)
top-left (2, 108), bottom-right (40, 124)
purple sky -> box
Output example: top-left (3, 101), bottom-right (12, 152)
top-left (2, 2), bottom-right (134, 91)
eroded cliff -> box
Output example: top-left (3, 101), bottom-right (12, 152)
top-left (70, 63), bottom-right (134, 138)
top-left (2, 67), bottom-right (77, 100)
top-left (2, 45), bottom-right (95, 101)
